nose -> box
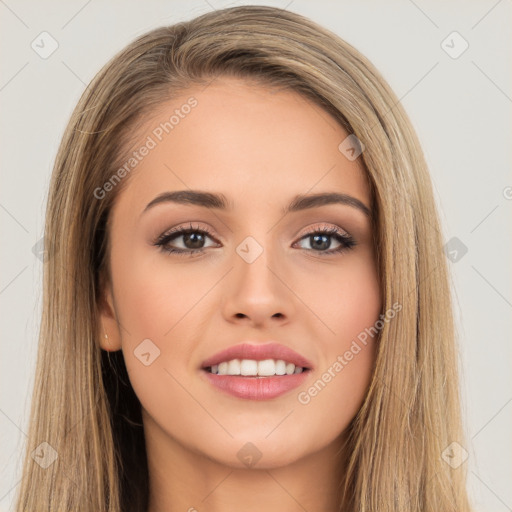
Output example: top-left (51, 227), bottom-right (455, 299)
top-left (221, 245), bottom-right (294, 328)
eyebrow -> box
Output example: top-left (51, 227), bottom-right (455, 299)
top-left (142, 190), bottom-right (371, 218)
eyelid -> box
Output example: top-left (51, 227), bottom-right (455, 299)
top-left (153, 222), bottom-right (218, 244)
top-left (295, 222), bottom-right (350, 238)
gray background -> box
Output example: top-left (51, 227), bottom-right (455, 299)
top-left (1, 1), bottom-right (511, 511)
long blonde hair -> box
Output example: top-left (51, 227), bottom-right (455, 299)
top-left (15, 5), bottom-right (472, 511)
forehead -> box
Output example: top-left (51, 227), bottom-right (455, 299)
top-left (115, 77), bottom-right (370, 215)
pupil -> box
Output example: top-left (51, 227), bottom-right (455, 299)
top-left (311, 234), bottom-right (330, 250)
top-left (184, 232), bottom-right (204, 249)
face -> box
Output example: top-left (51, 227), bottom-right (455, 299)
top-left (99, 77), bottom-right (381, 469)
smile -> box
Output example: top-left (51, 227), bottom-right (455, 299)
top-left (207, 358), bottom-right (305, 376)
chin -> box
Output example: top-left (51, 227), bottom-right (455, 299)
top-left (200, 432), bottom-right (314, 470)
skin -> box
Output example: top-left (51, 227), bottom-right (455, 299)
top-left (99, 77), bottom-right (382, 512)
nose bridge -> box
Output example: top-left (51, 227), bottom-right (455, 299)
top-left (222, 231), bottom-right (292, 323)
top-left (234, 232), bottom-right (281, 295)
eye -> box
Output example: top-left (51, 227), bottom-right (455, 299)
top-left (153, 222), bottom-right (356, 257)
top-left (293, 225), bottom-right (356, 256)
top-left (153, 222), bottom-right (219, 257)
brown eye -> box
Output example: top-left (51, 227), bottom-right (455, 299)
top-left (154, 223), bottom-right (219, 256)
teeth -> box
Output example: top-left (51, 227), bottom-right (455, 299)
top-left (256, 359), bottom-right (275, 376)
top-left (227, 359), bottom-right (241, 375)
top-left (208, 358), bottom-right (305, 376)
top-left (240, 359), bottom-right (257, 376)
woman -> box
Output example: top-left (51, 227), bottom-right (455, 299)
top-left (15, 5), bottom-right (472, 511)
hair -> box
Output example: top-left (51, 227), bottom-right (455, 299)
top-left (15, 5), bottom-right (472, 512)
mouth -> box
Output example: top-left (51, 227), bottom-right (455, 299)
top-left (199, 342), bottom-right (313, 400)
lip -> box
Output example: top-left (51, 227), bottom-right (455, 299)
top-left (201, 370), bottom-right (310, 400)
top-left (200, 342), bottom-right (314, 370)
top-left (200, 342), bottom-right (313, 401)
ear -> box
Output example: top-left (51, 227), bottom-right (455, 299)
top-left (97, 278), bottom-right (122, 352)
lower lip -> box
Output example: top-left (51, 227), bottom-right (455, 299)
top-left (201, 369), bottom-right (310, 400)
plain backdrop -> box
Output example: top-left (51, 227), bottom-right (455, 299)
top-left (1, 1), bottom-right (511, 511)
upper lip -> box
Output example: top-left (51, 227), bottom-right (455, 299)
top-left (201, 342), bottom-right (313, 370)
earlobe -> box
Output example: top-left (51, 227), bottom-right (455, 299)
top-left (99, 327), bottom-right (122, 352)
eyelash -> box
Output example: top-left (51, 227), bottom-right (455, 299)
top-left (153, 222), bottom-right (357, 258)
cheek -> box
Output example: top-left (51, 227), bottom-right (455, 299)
top-left (295, 249), bottom-right (381, 343)
top-left (295, 251), bottom-right (381, 419)
top-left (110, 246), bottom-right (217, 400)
top-left (330, 254), bottom-right (381, 387)
top-left (332, 259), bottom-right (381, 343)
top-left (111, 245), bottom-right (214, 339)
top-left (296, 342), bottom-right (376, 447)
